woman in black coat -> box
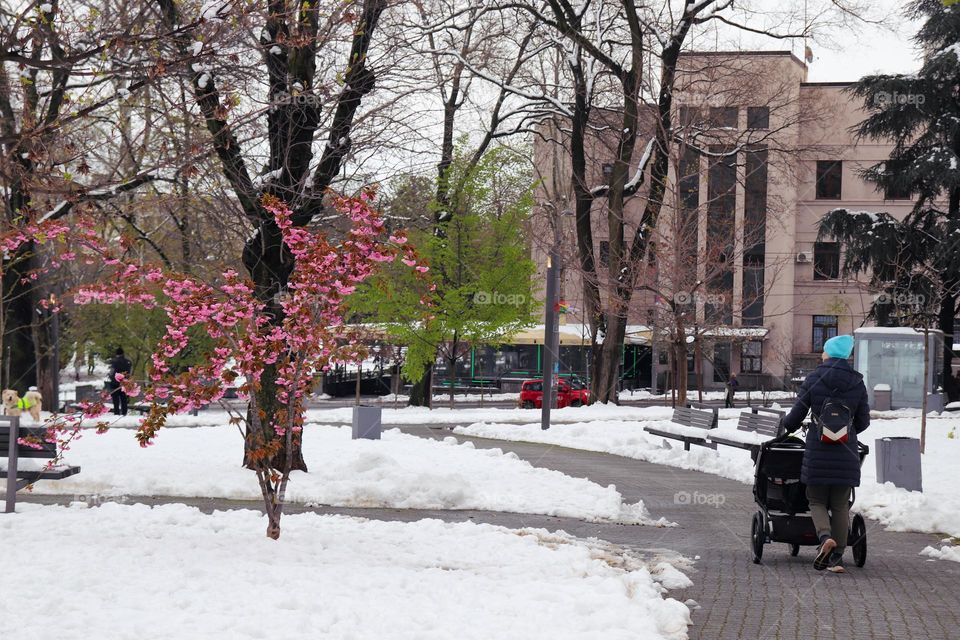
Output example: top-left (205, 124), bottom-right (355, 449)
top-left (780, 334), bottom-right (870, 573)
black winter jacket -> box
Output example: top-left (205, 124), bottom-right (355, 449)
top-left (781, 358), bottom-right (870, 486)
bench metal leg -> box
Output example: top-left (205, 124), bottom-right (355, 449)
top-left (5, 416), bottom-right (19, 513)
top-left (684, 441), bottom-right (691, 452)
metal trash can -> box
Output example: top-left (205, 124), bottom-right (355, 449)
top-left (352, 406), bottom-right (382, 440)
top-left (873, 384), bottom-right (891, 412)
top-left (875, 437), bottom-right (922, 492)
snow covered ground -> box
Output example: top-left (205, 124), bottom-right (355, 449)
top-left (618, 389), bottom-right (796, 402)
top-left (32, 402), bottom-right (677, 430)
top-left (455, 408), bottom-right (960, 539)
top-left (20, 425), bottom-right (668, 525)
top-left (0, 503), bottom-right (691, 640)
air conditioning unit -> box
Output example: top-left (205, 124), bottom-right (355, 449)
top-left (796, 252), bottom-right (812, 264)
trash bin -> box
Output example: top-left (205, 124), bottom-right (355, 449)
top-left (875, 437), bottom-right (922, 492)
top-left (352, 406), bottom-right (381, 440)
top-left (873, 384), bottom-right (891, 412)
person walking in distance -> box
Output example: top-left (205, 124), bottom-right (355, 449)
top-left (725, 373), bottom-right (739, 408)
top-left (108, 347), bottom-right (133, 416)
top-left (779, 335), bottom-right (870, 574)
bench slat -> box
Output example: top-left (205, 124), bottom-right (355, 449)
top-left (0, 465), bottom-right (81, 481)
top-left (737, 409), bottom-right (781, 437)
top-left (0, 426), bottom-right (57, 459)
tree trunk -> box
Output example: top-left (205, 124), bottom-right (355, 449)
top-left (695, 337), bottom-right (703, 404)
top-left (1, 245), bottom-right (53, 400)
top-left (940, 292), bottom-right (958, 402)
top-left (408, 361), bottom-right (433, 406)
top-left (595, 313), bottom-right (626, 404)
top-left (675, 341), bottom-right (689, 406)
top-left (241, 223), bottom-right (307, 472)
top-left (448, 338), bottom-right (458, 409)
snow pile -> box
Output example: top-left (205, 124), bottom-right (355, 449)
top-left (459, 419), bottom-right (753, 483)
top-left (0, 503), bottom-right (692, 639)
top-left (24, 425), bottom-right (668, 524)
top-left (456, 411), bottom-right (960, 537)
top-left (920, 543), bottom-right (960, 563)
top-left (51, 403), bottom-right (677, 431)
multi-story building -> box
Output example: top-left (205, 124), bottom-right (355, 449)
top-left (531, 50), bottom-right (932, 391)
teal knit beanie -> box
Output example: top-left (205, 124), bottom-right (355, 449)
top-left (824, 334), bottom-right (854, 359)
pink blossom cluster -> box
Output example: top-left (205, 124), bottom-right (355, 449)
top-left (76, 192), bottom-right (427, 448)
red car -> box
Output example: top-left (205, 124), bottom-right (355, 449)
top-left (518, 378), bottom-right (589, 409)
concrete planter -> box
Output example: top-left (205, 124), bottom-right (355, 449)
top-left (875, 436), bottom-right (922, 492)
top-left (352, 406), bottom-right (382, 440)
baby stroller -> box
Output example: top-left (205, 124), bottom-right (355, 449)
top-left (750, 426), bottom-right (869, 565)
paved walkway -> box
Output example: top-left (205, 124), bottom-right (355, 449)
top-left (405, 427), bottom-right (960, 640)
top-left (21, 426), bottom-right (960, 640)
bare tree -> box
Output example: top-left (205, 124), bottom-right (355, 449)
top-left (1, 0), bottom-right (179, 406)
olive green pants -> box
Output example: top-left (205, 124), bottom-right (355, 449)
top-left (806, 484), bottom-right (851, 552)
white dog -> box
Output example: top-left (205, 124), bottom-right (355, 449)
top-left (2, 387), bottom-right (42, 422)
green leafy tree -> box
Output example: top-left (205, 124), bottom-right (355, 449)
top-left (820, 0), bottom-right (960, 401)
top-left (352, 146), bottom-right (537, 406)
top-left (65, 304), bottom-right (216, 382)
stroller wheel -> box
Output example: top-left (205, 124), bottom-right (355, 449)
top-left (751, 511), bottom-right (765, 564)
top-left (851, 513), bottom-right (867, 567)
top-left (789, 543), bottom-right (800, 557)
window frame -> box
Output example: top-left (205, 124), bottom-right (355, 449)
top-left (812, 315), bottom-right (839, 353)
top-left (815, 160), bottom-right (843, 200)
top-left (813, 241), bottom-right (841, 280)
top-left (746, 106), bottom-right (770, 130)
top-left (709, 106), bottom-right (739, 129)
top-left (740, 341), bottom-right (762, 373)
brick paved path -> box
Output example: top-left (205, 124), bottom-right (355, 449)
top-left (22, 426), bottom-right (960, 639)
top-left (406, 427), bottom-right (960, 640)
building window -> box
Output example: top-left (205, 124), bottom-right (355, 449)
top-left (747, 107), bottom-right (769, 130)
top-left (602, 163), bottom-right (614, 183)
top-left (713, 343), bottom-right (731, 383)
top-left (816, 160), bottom-right (842, 199)
top-left (741, 341), bottom-right (762, 373)
top-left (709, 106), bottom-right (738, 129)
top-left (742, 253), bottom-right (765, 327)
top-left (598, 240), bottom-right (610, 267)
top-left (884, 181), bottom-right (911, 200)
top-left (679, 106), bottom-right (701, 128)
top-left (882, 159), bottom-right (911, 200)
top-left (813, 242), bottom-right (840, 280)
top-left (812, 315), bottom-right (839, 353)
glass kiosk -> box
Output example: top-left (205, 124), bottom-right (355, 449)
top-left (853, 327), bottom-right (944, 410)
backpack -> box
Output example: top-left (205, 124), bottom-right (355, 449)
top-left (813, 388), bottom-right (853, 444)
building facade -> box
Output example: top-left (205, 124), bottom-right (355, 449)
top-left (531, 50), bottom-right (928, 391)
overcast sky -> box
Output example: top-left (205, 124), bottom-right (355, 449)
top-left (805, 9), bottom-right (924, 82)
top-left (688, 0), bottom-right (925, 83)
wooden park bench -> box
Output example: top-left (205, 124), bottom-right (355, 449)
top-left (2, 416), bottom-right (81, 513)
top-left (643, 405), bottom-right (718, 451)
top-left (707, 407), bottom-right (785, 458)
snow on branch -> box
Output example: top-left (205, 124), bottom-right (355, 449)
top-left (589, 137), bottom-right (655, 197)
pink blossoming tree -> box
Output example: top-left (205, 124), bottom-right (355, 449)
top-left (7, 192), bottom-right (422, 539)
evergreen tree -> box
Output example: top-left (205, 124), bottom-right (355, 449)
top-left (820, 0), bottom-right (960, 400)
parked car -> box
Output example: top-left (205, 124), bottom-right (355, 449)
top-left (518, 378), bottom-right (588, 409)
top-left (566, 377), bottom-right (590, 406)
